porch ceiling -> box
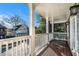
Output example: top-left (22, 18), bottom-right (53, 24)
top-left (35, 3), bottom-right (74, 22)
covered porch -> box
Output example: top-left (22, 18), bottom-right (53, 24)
top-left (0, 3), bottom-right (79, 56)
top-left (33, 3), bottom-right (73, 56)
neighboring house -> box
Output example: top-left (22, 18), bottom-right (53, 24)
top-left (0, 24), bottom-right (15, 39)
top-left (0, 23), bottom-right (29, 39)
top-left (6, 29), bottom-right (15, 38)
top-left (15, 24), bottom-right (29, 37)
top-left (0, 16), bottom-right (29, 38)
top-left (0, 24), bottom-right (7, 39)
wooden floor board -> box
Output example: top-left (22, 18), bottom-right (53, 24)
top-left (38, 40), bottom-right (72, 56)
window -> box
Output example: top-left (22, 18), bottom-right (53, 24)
top-left (54, 23), bottom-right (67, 32)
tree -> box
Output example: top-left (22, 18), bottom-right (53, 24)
top-left (39, 17), bottom-right (46, 33)
top-left (10, 15), bottom-right (21, 26)
top-left (35, 16), bottom-right (46, 34)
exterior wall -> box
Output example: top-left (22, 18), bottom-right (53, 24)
top-left (16, 25), bottom-right (29, 36)
top-left (6, 29), bottom-right (15, 37)
top-left (70, 14), bottom-right (79, 55)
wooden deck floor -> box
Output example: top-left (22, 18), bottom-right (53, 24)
top-left (38, 40), bottom-right (72, 56)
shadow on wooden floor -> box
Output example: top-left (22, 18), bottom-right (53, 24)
top-left (38, 40), bottom-right (72, 56)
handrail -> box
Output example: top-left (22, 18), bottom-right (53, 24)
top-left (53, 32), bottom-right (67, 40)
top-left (53, 32), bottom-right (67, 34)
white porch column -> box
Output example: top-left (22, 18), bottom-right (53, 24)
top-left (66, 22), bottom-right (70, 42)
top-left (46, 11), bottom-right (49, 33)
top-left (51, 17), bottom-right (54, 40)
top-left (70, 15), bottom-right (78, 55)
top-left (45, 9), bottom-right (49, 44)
top-left (49, 17), bottom-right (54, 41)
top-left (45, 4), bottom-right (50, 33)
top-left (70, 16), bottom-right (75, 52)
top-left (29, 3), bottom-right (35, 56)
top-left (51, 17), bottom-right (54, 33)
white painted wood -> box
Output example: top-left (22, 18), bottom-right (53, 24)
top-left (0, 42), bottom-right (1, 56)
top-left (69, 15), bottom-right (79, 56)
top-left (50, 17), bottom-right (54, 33)
top-left (67, 23), bottom-right (69, 41)
top-left (49, 33), bottom-right (53, 41)
top-left (29, 3), bottom-right (32, 56)
top-left (23, 40), bottom-right (25, 56)
top-left (25, 39), bottom-right (27, 56)
top-left (46, 13), bottom-right (49, 33)
top-left (70, 16), bottom-right (75, 52)
top-left (12, 42), bottom-right (13, 56)
top-left (53, 32), bottom-right (67, 40)
top-left (29, 4), bottom-right (35, 56)
top-left (35, 34), bottom-right (48, 53)
top-left (20, 39), bottom-right (22, 56)
top-left (16, 41), bottom-right (18, 56)
top-left (0, 36), bottom-right (30, 56)
top-left (74, 16), bottom-right (78, 55)
top-left (6, 42), bottom-right (8, 56)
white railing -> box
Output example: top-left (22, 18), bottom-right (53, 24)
top-left (35, 32), bottom-right (67, 54)
top-left (49, 33), bottom-right (54, 41)
top-left (53, 32), bottom-right (67, 40)
top-left (0, 36), bottom-right (31, 56)
top-left (35, 34), bottom-right (48, 54)
top-left (0, 32), bottom-right (68, 56)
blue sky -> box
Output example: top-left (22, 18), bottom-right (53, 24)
top-left (0, 3), bottom-right (30, 27)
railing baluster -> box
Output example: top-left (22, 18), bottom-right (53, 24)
top-left (22, 40), bottom-right (24, 56)
top-left (12, 42), bottom-right (14, 56)
top-left (16, 41), bottom-right (18, 56)
top-left (24, 39), bottom-right (26, 56)
top-left (21, 40), bottom-right (23, 56)
top-left (0, 42), bottom-right (1, 56)
top-left (28, 37), bottom-right (31, 56)
top-left (25, 39), bottom-right (27, 56)
top-left (6, 42), bottom-right (8, 56)
top-left (23, 40), bottom-right (25, 56)
top-left (20, 40), bottom-right (21, 56)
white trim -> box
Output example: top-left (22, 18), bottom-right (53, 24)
top-left (74, 16), bottom-right (78, 55)
top-left (45, 6), bottom-right (49, 33)
top-left (54, 20), bottom-right (67, 24)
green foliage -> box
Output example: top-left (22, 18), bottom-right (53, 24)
top-left (35, 29), bottom-right (42, 34)
top-left (54, 23), bottom-right (67, 32)
top-left (35, 17), bottom-right (46, 34)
